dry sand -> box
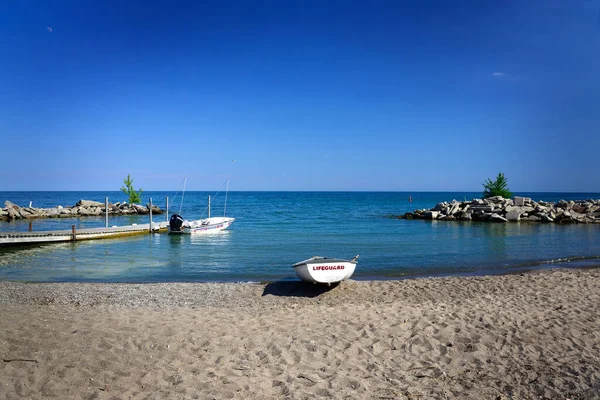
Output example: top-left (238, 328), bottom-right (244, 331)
top-left (1, 268), bottom-right (599, 399)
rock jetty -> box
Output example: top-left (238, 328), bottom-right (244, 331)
top-left (396, 196), bottom-right (600, 224)
top-left (0, 200), bottom-right (164, 222)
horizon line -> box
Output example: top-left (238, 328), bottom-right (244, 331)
top-left (2, 190), bottom-right (600, 194)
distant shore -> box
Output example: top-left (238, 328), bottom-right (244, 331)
top-left (1, 267), bottom-right (599, 399)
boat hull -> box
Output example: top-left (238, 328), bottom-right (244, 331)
top-left (292, 257), bottom-right (357, 284)
top-left (169, 217), bottom-right (235, 235)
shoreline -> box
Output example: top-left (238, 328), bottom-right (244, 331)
top-left (1, 266), bottom-right (600, 308)
top-left (1, 268), bottom-right (599, 399)
top-left (1, 254), bottom-right (599, 285)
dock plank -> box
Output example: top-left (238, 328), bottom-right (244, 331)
top-left (0, 222), bottom-right (169, 246)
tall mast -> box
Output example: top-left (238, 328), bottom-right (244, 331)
top-left (224, 178), bottom-right (229, 217)
top-left (178, 175), bottom-right (187, 215)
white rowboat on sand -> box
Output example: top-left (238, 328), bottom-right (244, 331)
top-left (292, 255), bottom-right (359, 285)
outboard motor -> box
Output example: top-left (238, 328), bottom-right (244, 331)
top-left (169, 214), bottom-right (185, 232)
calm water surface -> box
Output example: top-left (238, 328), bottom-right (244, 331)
top-left (1, 191), bottom-right (599, 282)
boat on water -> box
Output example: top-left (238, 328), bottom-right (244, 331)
top-left (168, 213), bottom-right (234, 234)
top-left (292, 255), bottom-right (359, 285)
top-left (168, 178), bottom-right (235, 235)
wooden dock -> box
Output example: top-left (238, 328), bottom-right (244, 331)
top-left (0, 222), bottom-right (170, 246)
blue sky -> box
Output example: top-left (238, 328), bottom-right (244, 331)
top-left (1, 0), bottom-right (599, 191)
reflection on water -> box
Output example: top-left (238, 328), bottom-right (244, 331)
top-left (166, 231), bottom-right (231, 254)
top-left (189, 231), bottom-right (232, 246)
top-left (160, 232), bottom-right (237, 279)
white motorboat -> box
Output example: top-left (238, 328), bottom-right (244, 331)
top-left (169, 214), bottom-right (235, 234)
top-left (168, 178), bottom-right (235, 235)
top-left (292, 255), bottom-right (359, 285)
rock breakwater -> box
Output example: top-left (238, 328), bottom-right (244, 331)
top-left (395, 196), bottom-right (600, 224)
top-left (0, 200), bottom-right (164, 222)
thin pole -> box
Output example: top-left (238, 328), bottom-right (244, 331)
top-left (29, 222), bottom-right (32, 232)
top-left (179, 175), bottom-right (187, 215)
top-left (72, 225), bottom-right (76, 241)
top-left (224, 178), bottom-right (229, 217)
top-left (149, 198), bottom-right (153, 233)
top-left (208, 195), bottom-right (211, 219)
top-left (166, 196), bottom-right (169, 221)
top-left (105, 197), bottom-right (109, 228)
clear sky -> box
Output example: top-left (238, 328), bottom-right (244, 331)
top-left (1, 0), bottom-right (599, 191)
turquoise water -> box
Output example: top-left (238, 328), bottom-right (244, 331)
top-left (1, 191), bottom-right (599, 282)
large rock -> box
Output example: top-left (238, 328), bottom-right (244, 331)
top-left (46, 208), bottom-right (61, 216)
top-left (6, 207), bottom-right (21, 220)
top-left (488, 213), bottom-right (509, 222)
top-left (448, 201), bottom-right (461, 215)
top-left (78, 207), bottom-right (92, 216)
top-left (506, 209), bottom-right (522, 222)
top-left (4, 200), bottom-right (21, 210)
top-left (149, 205), bottom-right (163, 214)
top-left (457, 211), bottom-right (472, 221)
top-left (470, 205), bottom-right (493, 213)
top-left (87, 207), bottom-right (102, 216)
top-left (487, 196), bottom-right (505, 202)
top-left (424, 211), bottom-right (439, 220)
top-left (19, 209), bottom-right (39, 219)
top-left (570, 211), bottom-right (585, 222)
top-left (76, 200), bottom-right (104, 207)
top-left (433, 202), bottom-right (448, 212)
top-left (514, 196), bottom-right (531, 206)
top-left (506, 205), bottom-right (534, 216)
top-left (541, 214), bottom-right (554, 223)
top-left (133, 205), bottom-right (148, 214)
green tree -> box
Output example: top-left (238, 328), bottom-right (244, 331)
top-left (120, 174), bottom-right (143, 204)
top-left (483, 173), bottom-right (512, 199)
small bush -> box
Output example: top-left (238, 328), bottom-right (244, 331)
top-left (483, 173), bottom-right (512, 199)
top-left (120, 174), bottom-right (143, 204)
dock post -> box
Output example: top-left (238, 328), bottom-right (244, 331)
top-left (105, 197), bottom-right (109, 228)
top-left (72, 225), bottom-right (76, 241)
top-left (149, 198), bottom-right (153, 233)
top-left (166, 196), bottom-right (169, 222)
top-left (29, 222), bottom-right (32, 232)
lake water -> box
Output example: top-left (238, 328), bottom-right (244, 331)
top-left (1, 191), bottom-right (599, 282)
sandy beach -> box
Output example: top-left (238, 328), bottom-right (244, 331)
top-left (1, 268), bottom-right (599, 399)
